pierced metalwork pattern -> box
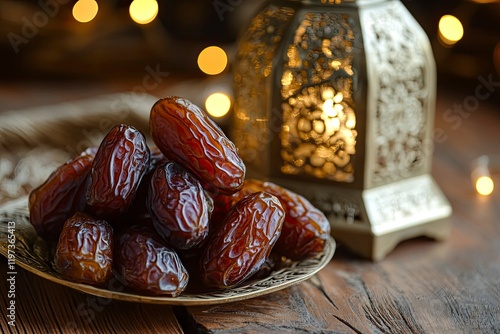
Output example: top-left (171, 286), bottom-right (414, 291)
top-left (280, 12), bottom-right (358, 182)
top-left (232, 5), bottom-right (295, 169)
top-left (312, 191), bottom-right (363, 225)
top-left (363, 4), bottom-right (430, 185)
top-left (366, 177), bottom-right (447, 228)
top-left (286, 183), bottom-right (364, 224)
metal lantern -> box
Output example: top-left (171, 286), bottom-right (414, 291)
top-left (232, 0), bottom-right (452, 260)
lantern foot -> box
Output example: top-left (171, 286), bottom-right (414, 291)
top-left (264, 174), bottom-right (452, 261)
top-left (331, 216), bottom-right (451, 261)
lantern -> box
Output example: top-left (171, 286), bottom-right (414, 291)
top-left (232, 0), bottom-right (452, 260)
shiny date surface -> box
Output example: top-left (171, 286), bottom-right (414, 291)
top-left (29, 148), bottom-right (96, 242)
top-left (201, 191), bottom-right (285, 289)
top-left (216, 179), bottom-right (331, 260)
top-left (150, 97), bottom-right (245, 195)
top-left (86, 124), bottom-right (150, 218)
top-left (148, 161), bottom-right (213, 250)
top-left (54, 212), bottom-right (114, 286)
top-left (114, 226), bottom-right (189, 296)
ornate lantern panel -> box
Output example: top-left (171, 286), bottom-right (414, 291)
top-left (232, 0), bottom-right (452, 260)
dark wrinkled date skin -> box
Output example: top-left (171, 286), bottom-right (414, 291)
top-left (115, 226), bottom-right (189, 296)
top-left (220, 179), bottom-right (331, 260)
top-left (201, 191), bottom-right (285, 289)
top-left (148, 161), bottom-right (213, 250)
top-left (147, 146), bottom-right (170, 174)
top-left (28, 96), bottom-right (333, 298)
top-left (126, 146), bottom-right (169, 220)
top-left (54, 212), bottom-right (113, 286)
top-left (29, 148), bottom-right (96, 242)
top-left (209, 191), bottom-right (238, 231)
top-left (150, 96), bottom-right (245, 195)
top-left (86, 124), bottom-right (150, 218)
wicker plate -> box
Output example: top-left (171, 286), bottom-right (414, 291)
top-left (0, 93), bottom-right (335, 305)
top-left (0, 196), bottom-right (335, 305)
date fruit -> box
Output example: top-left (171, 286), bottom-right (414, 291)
top-left (144, 145), bottom-right (169, 176)
top-left (115, 226), bottom-right (189, 296)
top-left (29, 148), bottom-right (96, 242)
top-left (227, 179), bottom-right (331, 260)
top-left (86, 124), bottom-right (150, 218)
top-left (150, 97), bottom-right (245, 195)
top-left (148, 161), bottom-right (213, 250)
top-left (126, 146), bottom-right (169, 220)
top-left (54, 212), bottom-right (113, 286)
top-left (209, 191), bottom-right (238, 230)
top-left (201, 191), bottom-right (285, 289)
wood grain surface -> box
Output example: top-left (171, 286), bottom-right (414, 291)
top-left (0, 260), bottom-right (183, 334)
top-left (178, 89), bottom-right (500, 333)
top-left (1, 83), bottom-right (499, 334)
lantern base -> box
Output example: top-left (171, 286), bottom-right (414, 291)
top-left (331, 215), bottom-right (450, 261)
top-left (257, 173), bottom-right (452, 261)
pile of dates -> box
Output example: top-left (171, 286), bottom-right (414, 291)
top-left (28, 96), bottom-right (331, 297)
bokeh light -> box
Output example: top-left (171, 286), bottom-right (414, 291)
top-left (470, 0), bottom-right (498, 3)
top-left (438, 15), bottom-right (464, 46)
top-left (197, 46), bottom-right (228, 75)
top-left (72, 0), bottom-right (99, 23)
top-left (130, 0), bottom-right (159, 25)
top-left (205, 93), bottom-right (231, 118)
top-left (476, 176), bottom-right (494, 196)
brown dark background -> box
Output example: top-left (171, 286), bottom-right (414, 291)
top-left (1, 2), bottom-right (499, 333)
top-left (1, 0), bottom-right (499, 98)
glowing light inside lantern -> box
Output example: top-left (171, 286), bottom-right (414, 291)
top-left (322, 99), bottom-right (336, 117)
top-left (73, 0), bottom-right (98, 23)
top-left (198, 46), bottom-right (228, 75)
top-left (205, 93), bottom-right (231, 118)
top-left (130, 0), bottom-right (159, 25)
top-left (335, 92), bottom-right (344, 103)
top-left (476, 176), bottom-right (494, 196)
top-left (438, 15), bottom-right (464, 45)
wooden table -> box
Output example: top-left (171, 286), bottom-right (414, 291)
top-left (1, 80), bottom-right (499, 333)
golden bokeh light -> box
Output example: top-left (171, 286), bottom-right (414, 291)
top-left (476, 176), bottom-right (494, 196)
top-left (205, 93), bottom-right (231, 118)
top-left (197, 46), bottom-right (228, 75)
top-left (470, 0), bottom-right (498, 3)
top-left (130, 0), bottom-right (159, 25)
top-left (73, 0), bottom-right (98, 23)
top-left (438, 15), bottom-right (464, 45)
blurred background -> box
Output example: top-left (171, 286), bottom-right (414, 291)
top-left (1, 0), bottom-right (499, 87)
top-left (0, 0), bottom-right (498, 194)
